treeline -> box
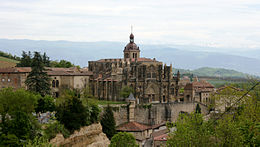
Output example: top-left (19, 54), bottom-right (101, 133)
top-left (0, 51), bottom-right (21, 61)
top-left (166, 81), bottom-right (260, 146)
top-left (16, 51), bottom-right (77, 68)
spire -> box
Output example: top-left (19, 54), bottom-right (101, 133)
top-left (130, 26), bottom-right (134, 43)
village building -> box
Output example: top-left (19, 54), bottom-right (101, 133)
top-left (213, 85), bottom-right (244, 112)
top-left (0, 67), bottom-right (92, 97)
top-left (88, 33), bottom-right (180, 103)
top-left (183, 80), bottom-right (215, 104)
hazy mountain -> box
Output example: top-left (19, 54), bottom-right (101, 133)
top-left (1, 39), bottom-right (260, 76)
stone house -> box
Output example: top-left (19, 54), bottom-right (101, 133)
top-left (183, 80), bottom-right (215, 104)
top-left (213, 86), bottom-right (244, 112)
top-left (0, 67), bottom-right (93, 97)
top-left (88, 33), bottom-right (180, 103)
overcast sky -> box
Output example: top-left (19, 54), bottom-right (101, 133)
top-left (0, 0), bottom-right (260, 51)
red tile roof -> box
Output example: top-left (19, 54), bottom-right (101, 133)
top-left (116, 121), bottom-right (150, 132)
top-left (154, 134), bottom-right (168, 141)
top-left (0, 67), bottom-right (93, 76)
top-left (184, 81), bottom-right (214, 91)
top-left (151, 129), bottom-right (168, 138)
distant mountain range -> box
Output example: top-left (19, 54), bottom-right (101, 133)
top-left (1, 39), bottom-right (260, 76)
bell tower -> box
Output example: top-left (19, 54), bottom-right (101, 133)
top-left (124, 27), bottom-right (140, 60)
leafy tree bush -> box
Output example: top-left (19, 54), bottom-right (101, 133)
top-left (25, 136), bottom-right (51, 147)
top-left (0, 133), bottom-right (20, 146)
top-left (50, 60), bottom-right (74, 68)
top-left (120, 86), bottom-right (134, 98)
top-left (167, 113), bottom-right (212, 146)
top-left (56, 97), bottom-right (88, 132)
top-left (167, 82), bottom-right (260, 146)
top-left (101, 105), bottom-right (116, 140)
top-left (109, 132), bottom-right (138, 147)
top-left (44, 121), bottom-right (70, 140)
top-left (35, 95), bottom-right (56, 113)
top-left (16, 51), bottom-right (32, 67)
top-left (25, 52), bottom-right (50, 96)
top-left (0, 88), bottom-right (40, 145)
top-left (89, 103), bottom-right (100, 124)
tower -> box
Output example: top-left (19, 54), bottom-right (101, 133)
top-left (123, 30), bottom-right (140, 60)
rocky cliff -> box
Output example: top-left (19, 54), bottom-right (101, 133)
top-left (50, 123), bottom-right (110, 147)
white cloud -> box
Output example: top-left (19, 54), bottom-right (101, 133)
top-left (0, 0), bottom-right (260, 51)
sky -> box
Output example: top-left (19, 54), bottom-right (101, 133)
top-left (0, 0), bottom-right (260, 52)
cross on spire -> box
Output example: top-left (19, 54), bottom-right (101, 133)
top-left (131, 25), bottom-right (133, 34)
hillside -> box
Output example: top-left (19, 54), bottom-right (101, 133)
top-left (173, 67), bottom-right (253, 79)
top-left (0, 56), bottom-right (18, 68)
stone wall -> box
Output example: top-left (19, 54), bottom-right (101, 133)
top-left (50, 123), bottom-right (110, 147)
top-left (113, 102), bottom-right (208, 126)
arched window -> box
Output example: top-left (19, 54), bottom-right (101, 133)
top-left (125, 53), bottom-right (129, 58)
top-left (56, 80), bottom-right (59, 88)
top-left (52, 80), bottom-right (55, 87)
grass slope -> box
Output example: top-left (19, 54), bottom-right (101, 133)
top-left (0, 56), bottom-right (18, 68)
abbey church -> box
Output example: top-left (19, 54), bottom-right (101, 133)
top-left (88, 33), bottom-right (181, 103)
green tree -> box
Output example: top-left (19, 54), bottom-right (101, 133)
top-left (0, 88), bottom-right (40, 145)
top-left (56, 97), bottom-right (88, 132)
top-left (35, 95), bottom-right (55, 113)
top-left (167, 82), bottom-right (260, 147)
top-left (50, 60), bottom-right (74, 68)
top-left (17, 51), bottom-right (32, 67)
top-left (25, 52), bottom-right (51, 96)
top-left (44, 121), bottom-right (70, 140)
top-left (109, 132), bottom-right (138, 147)
top-left (101, 105), bottom-right (116, 140)
top-left (167, 113), bottom-right (212, 146)
top-left (42, 52), bottom-right (50, 67)
top-left (120, 86), bottom-right (134, 98)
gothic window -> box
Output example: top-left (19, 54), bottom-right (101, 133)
top-left (56, 80), bottom-right (59, 88)
top-left (52, 80), bottom-right (55, 87)
top-left (163, 96), bottom-right (166, 102)
top-left (171, 88), bottom-right (174, 94)
top-left (152, 94), bottom-right (155, 101)
top-left (147, 73), bottom-right (151, 78)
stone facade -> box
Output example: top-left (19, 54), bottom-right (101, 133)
top-left (113, 102), bottom-right (208, 127)
top-left (88, 33), bottom-right (180, 103)
top-left (184, 80), bottom-right (215, 105)
top-left (0, 67), bottom-right (92, 97)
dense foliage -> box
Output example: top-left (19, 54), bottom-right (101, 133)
top-left (56, 90), bottom-right (100, 132)
top-left (120, 86), bottom-right (134, 98)
top-left (56, 97), bottom-right (88, 132)
top-left (50, 59), bottom-right (75, 68)
top-left (0, 88), bottom-right (40, 146)
top-left (17, 51), bottom-right (50, 67)
top-left (44, 121), bottom-right (70, 140)
top-left (0, 50), bottom-right (21, 61)
top-left (25, 52), bottom-right (51, 96)
top-left (101, 105), bottom-right (116, 140)
top-left (35, 95), bottom-right (56, 113)
top-left (109, 132), bottom-right (138, 147)
top-left (167, 82), bottom-right (260, 146)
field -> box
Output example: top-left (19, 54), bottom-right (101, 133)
top-left (0, 56), bottom-right (18, 68)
